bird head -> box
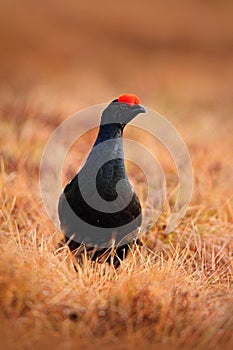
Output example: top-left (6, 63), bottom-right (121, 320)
top-left (101, 94), bottom-right (146, 130)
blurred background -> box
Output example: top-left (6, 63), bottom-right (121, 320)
top-left (0, 0), bottom-right (233, 190)
top-left (1, 0), bottom-right (232, 109)
top-left (1, 3), bottom-right (233, 347)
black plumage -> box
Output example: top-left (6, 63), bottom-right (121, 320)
top-left (58, 96), bottom-right (146, 267)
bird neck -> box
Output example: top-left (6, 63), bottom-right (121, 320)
top-left (82, 123), bottom-right (127, 195)
top-left (89, 123), bottom-right (125, 162)
top-left (94, 123), bottom-right (123, 146)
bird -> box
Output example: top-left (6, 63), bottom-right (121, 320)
top-left (58, 94), bottom-right (146, 267)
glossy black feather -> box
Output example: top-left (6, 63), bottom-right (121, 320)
top-left (58, 100), bottom-right (145, 267)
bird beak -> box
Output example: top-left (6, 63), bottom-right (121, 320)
top-left (133, 104), bottom-right (147, 114)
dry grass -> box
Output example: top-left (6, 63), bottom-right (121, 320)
top-left (1, 1), bottom-right (233, 349)
top-left (0, 86), bottom-right (233, 350)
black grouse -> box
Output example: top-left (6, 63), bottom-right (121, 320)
top-left (58, 94), bottom-right (146, 267)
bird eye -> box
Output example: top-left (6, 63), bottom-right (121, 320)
top-left (120, 104), bottom-right (128, 110)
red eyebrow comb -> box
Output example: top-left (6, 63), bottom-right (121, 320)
top-left (118, 94), bottom-right (140, 106)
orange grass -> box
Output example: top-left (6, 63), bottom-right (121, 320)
top-left (0, 86), bottom-right (233, 350)
top-left (1, 1), bottom-right (233, 348)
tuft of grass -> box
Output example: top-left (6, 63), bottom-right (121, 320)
top-left (0, 86), bottom-right (233, 350)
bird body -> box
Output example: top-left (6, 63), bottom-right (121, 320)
top-left (58, 94), bottom-right (146, 267)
